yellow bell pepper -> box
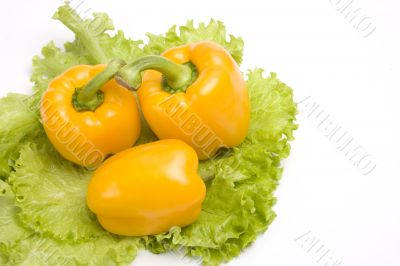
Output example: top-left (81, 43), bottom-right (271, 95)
top-left (86, 139), bottom-right (206, 236)
top-left (40, 60), bottom-right (141, 168)
top-left (117, 41), bottom-right (250, 159)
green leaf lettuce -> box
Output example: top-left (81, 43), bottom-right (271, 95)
top-left (144, 20), bottom-right (244, 64)
top-left (0, 3), bottom-right (297, 266)
top-left (0, 94), bottom-right (41, 177)
top-left (9, 139), bottom-right (106, 242)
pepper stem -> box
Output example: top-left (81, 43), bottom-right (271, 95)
top-left (116, 56), bottom-right (193, 92)
top-left (73, 59), bottom-right (126, 112)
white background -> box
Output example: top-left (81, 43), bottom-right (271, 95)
top-left (1, 0), bottom-right (399, 265)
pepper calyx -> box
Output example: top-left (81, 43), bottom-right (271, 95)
top-left (72, 89), bottom-right (104, 112)
top-left (72, 58), bottom-right (126, 112)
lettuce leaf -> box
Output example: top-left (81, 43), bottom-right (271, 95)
top-left (0, 94), bottom-right (41, 177)
top-left (52, 5), bottom-right (145, 65)
top-left (246, 70), bottom-right (298, 159)
top-left (7, 234), bottom-right (140, 266)
top-left (9, 139), bottom-right (106, 243)
top-left (0, 252), bottom-right (6, 265)
top-left (0, 180), bottom-right (31, 255)
top-left (145, 20), bottom-right (244, 64)
top-left (0, 3), bottom-right (297, 266)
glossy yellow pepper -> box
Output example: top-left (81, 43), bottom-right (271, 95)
top-left (40, 60), bottom-right (141, 168)
top-left (86, 139), bottom-right (206, 236)
top-left (117, 41), bottom-right (250, 159)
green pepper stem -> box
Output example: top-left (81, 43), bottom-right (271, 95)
top-left (73, 59), bottom-right (126, 112)
top-left (116, 56), bottom-right (193, 91)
